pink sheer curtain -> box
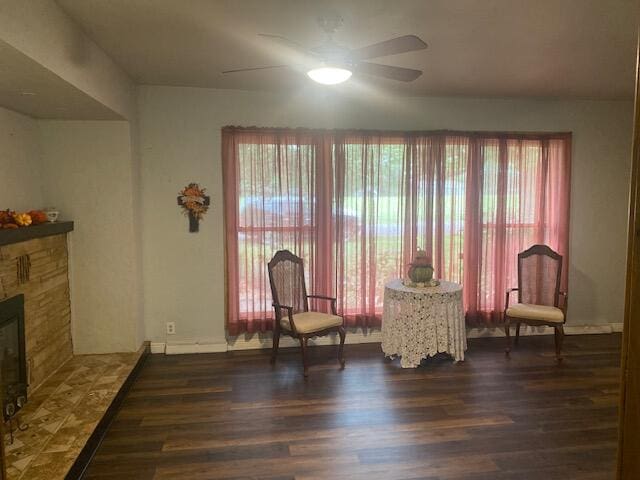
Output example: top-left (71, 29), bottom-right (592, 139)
top-left (223, 129), bottom-right (322, 335)
top-left (406, 135), bottom-right (468, 285)
top-left (463, 136), bottom-right (571, 325)
top-left (333, 134), bottom-right (409, 327)
top-left (223, 127), bottom-right (571, 335)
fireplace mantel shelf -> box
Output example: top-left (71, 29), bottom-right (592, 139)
top-left (0, 221), bottom-right (74, 246)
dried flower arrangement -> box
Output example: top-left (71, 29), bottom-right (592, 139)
top-left (177, 183), bottom-right (210, 232)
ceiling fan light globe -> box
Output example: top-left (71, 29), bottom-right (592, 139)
top-left (307, 67), bottom-right (352, 85)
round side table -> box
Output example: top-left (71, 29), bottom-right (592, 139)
top-left (381, 279), bottom-right (467, 368)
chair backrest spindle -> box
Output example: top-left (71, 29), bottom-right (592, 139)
top-left (268, 250), bottom-right (309, 314)
top-left (517, 244), bottom-right (562, 307)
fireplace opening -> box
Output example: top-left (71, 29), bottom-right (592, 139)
top-left (0, 295), bottom-right (27, 421)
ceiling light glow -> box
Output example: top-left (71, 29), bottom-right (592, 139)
top-left (307, 67), bottom-right (352, 85)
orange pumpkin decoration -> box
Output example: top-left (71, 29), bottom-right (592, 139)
top-left (28, 210), bottom-right (48, 225)
top-left (13, 213), bottom-right (32, 227)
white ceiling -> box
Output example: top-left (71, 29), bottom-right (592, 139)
top-left (56, 0), bottom-right (639, 99)
top-left (0, 40), bottom-right (121, 119)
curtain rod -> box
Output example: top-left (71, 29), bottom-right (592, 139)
top-left (222, 126), bottom-right (572, 140)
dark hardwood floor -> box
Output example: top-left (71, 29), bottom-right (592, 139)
top-left (83, 334), bottom-right (621, 480)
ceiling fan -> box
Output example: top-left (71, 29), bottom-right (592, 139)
top-left (222, 16), bottom-right (428, 85)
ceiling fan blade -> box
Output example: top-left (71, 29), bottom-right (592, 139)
top-left (222, 65), bottom-right (289, 74)
top-left (356, 62), bottom-right (423, 82)
top-left (257, 34), bottom-right (318, 58)
top-left (353, 35), bottom-right (427, 60)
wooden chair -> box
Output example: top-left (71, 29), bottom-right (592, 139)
top-left (504, 244), bottom-right (568, 361)
top-left (268, 250), bottom-right (346, 377)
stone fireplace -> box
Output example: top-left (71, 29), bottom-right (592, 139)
top-left (0, 223), bottom-right (74, 394)
top-left (0, 295), bottom-right (27, 422)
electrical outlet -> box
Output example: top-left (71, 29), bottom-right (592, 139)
top-left (166, 322), bottom-right (176, 335)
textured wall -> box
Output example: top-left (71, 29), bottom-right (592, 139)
top-left (0, 107), bottom-right (43, 211)
top-left (38, 120), bottom-right (141, 354)
top-left (138, 86), bottom-right (633, 347)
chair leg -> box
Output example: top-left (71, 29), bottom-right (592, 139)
top-left (338, 326), bottom-right (346, 369)
top-left (505, 319), bottom-right (511, 355)
top-left (270, 326), bottom-right (280, 364)
top-left (554, 325), bottom-right (564, 362)
top-left (299, 336), bottom-right (309, 377)
top-left (515, 322), bottom-right (521, 345)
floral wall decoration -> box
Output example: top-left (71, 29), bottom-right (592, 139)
top-left (177, 183), bottom-right (210, 232)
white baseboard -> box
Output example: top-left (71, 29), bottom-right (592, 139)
top-left (150, 341), bottom-right (227, 355)
top-left (227, 330), bottom-right (382, 351)
top-left (611, 322), bottom-right (624, 333)
top-left (150, 342), bottom-right (166, 354)
top-left (149, 323), bottom-right (622, 354)
top-left (466, 325), bottom-right (549, 338)
top-left (564, 324), bottom-right (616, 335)
top-left (467, 323), bottom-right (620, 338)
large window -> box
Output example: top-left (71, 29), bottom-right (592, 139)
top-left (223, 128), bottom-right (571, 335)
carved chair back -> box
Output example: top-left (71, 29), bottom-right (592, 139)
top-left (517, 244), bottom-right (562, 307)
top-left (268, 250), bottom-right (309, 314)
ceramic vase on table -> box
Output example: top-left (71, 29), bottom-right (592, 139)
top-left (408, 249), bottom-right (434, 283)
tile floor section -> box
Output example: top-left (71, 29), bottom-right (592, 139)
top-left (3, 348), bottom-right (144, 479)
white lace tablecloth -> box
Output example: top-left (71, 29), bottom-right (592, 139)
top-left (381, 279), bottom-right (467, 367)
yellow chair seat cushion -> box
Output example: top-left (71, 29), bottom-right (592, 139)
top-left (281, 311), bottom-right (343, 334)
top-left (506, 303), bottom-right (564, 323)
